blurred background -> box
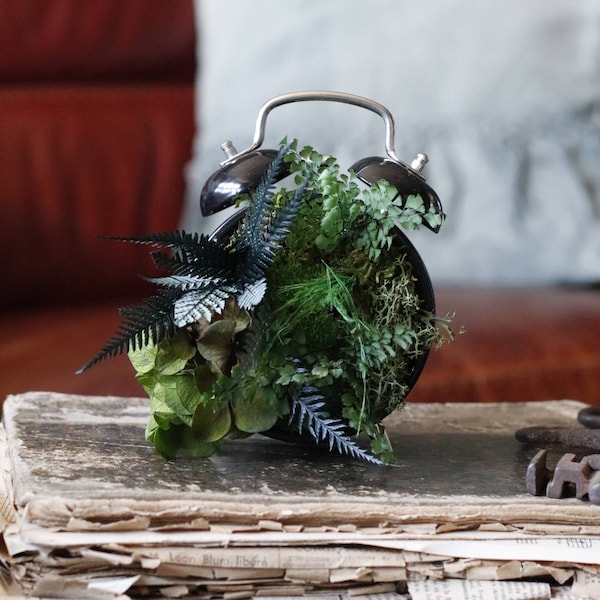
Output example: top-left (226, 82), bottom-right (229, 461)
top-left (185, 0), bottom-right (600, 287)
top-left (1, 0), bottom-right (600, 406)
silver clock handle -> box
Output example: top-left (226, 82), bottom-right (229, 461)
top-left (219, 90), bottom-right (426, 172)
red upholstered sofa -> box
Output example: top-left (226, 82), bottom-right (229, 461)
top-left (0, 0), bottom-right (196, 399)
top-left (2, 1), bottom-right (600, 410)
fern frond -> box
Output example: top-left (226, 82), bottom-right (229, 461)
top-left (235, 159), bottom-right (312, 287)
top-left (289, 387), bottom-right (383, 465)
top-left (146, 274), bottom-right (225, 292)
top-left (242, 143), bottom-right (291, 251)
top-left (103, 230), bottom-right (205, 253)
top-left (237, 278), bottom-right (267, 309)
top-left (150, 249), bottom-right (235, 280)
top-left (173, 283), bottom-right (237, 327)
top-left (236, 305), bottom-right (269, 372)
top-left (266, 172), bottom-right (312, 247)
top-left (77, 292), bottom-right (178, 373)
top-left (107, 231), bottom-right (238, 275)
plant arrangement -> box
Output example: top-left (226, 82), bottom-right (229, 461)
top-left (79, 140), bottom-right (454, 464)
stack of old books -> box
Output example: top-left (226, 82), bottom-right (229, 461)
top-left (1, 392), bottom-right (600, 599)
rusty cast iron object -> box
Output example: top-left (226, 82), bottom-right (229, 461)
top-left (518, 406), bottom-right (600, 503)
top-left (525, 449), bottom-right (600, 504)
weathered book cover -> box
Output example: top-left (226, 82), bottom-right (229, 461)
top-left (2, 392), bottom-right (600, 599)
top-left (3, 392), bottom-right (597, 528)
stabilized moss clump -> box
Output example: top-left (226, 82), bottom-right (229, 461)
top-left (80, 140), bottom-right (455, 464)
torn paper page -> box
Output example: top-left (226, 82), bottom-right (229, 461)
top-left (408, 579), bottom-right (551, 600)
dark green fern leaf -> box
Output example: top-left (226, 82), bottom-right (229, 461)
top-left (242, 143), bottom-right (291, 252)
top-left (107, 231), bottom-right (237, 276)
top-left (77, 292), bottom-right (178, 373)
top-left (245, 174), bottom-right (310, 284)
top-left (263, 171), bottom-right (312, 250)
top-left (289, 387), bottom-right (383, 465)
top-left (102, 230), bottom-right (204, 253)
top-left (150, 250), bottom-right (234, 280)
top-left (236, 305), bottom-right (270, 373)
top-left (234, 150), bottom-right (312, 288)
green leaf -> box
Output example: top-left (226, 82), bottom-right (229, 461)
top-left (275, 363), bottom-right (298, 386)
top-left (150, 426), bottom-right (183, 459)
top-left (196, 319), bottom-right (238, 372)
top-left (145, 414), bottom-right (159, 439)
top-left (136, 370), bottom-right (160, 396)
top-left (321, 205), bottom-right (342, 231)
top-left (191, 403), bottom-right (232, 442)
top-left (232, 388), bottom-right (279, 433)
top-left (299, 144), bottom-right (314, 159)
top-left (153, 411), bottom-right (183, 429)
top-left (182, 431), bottom-right (222, 457)
top-left (315, 233), bottom-right (336, 252)
top-left (147, 373), bottom-right (198, 427)
top-left (155, 331), bottom-right (196, 375)
top-left (175, 373), bottom-right (204, 414)
top-left (424, 209), bottom-right (444, 229)
top-left (130, 329), bottom-right (195, 376)
top-left (194, 364), bottom-right (218, 393)
top-left (128, 344), bottom-right (158, 374)
top-left (405, 193), bottom-right (426, 211)
top-left (142, 375), bottom-right (191, 428)
top-left (311, 365), bottom-right (329, 378)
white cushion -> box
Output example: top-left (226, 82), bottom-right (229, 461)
top-left (183, 0), bottom-right (600, 285)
